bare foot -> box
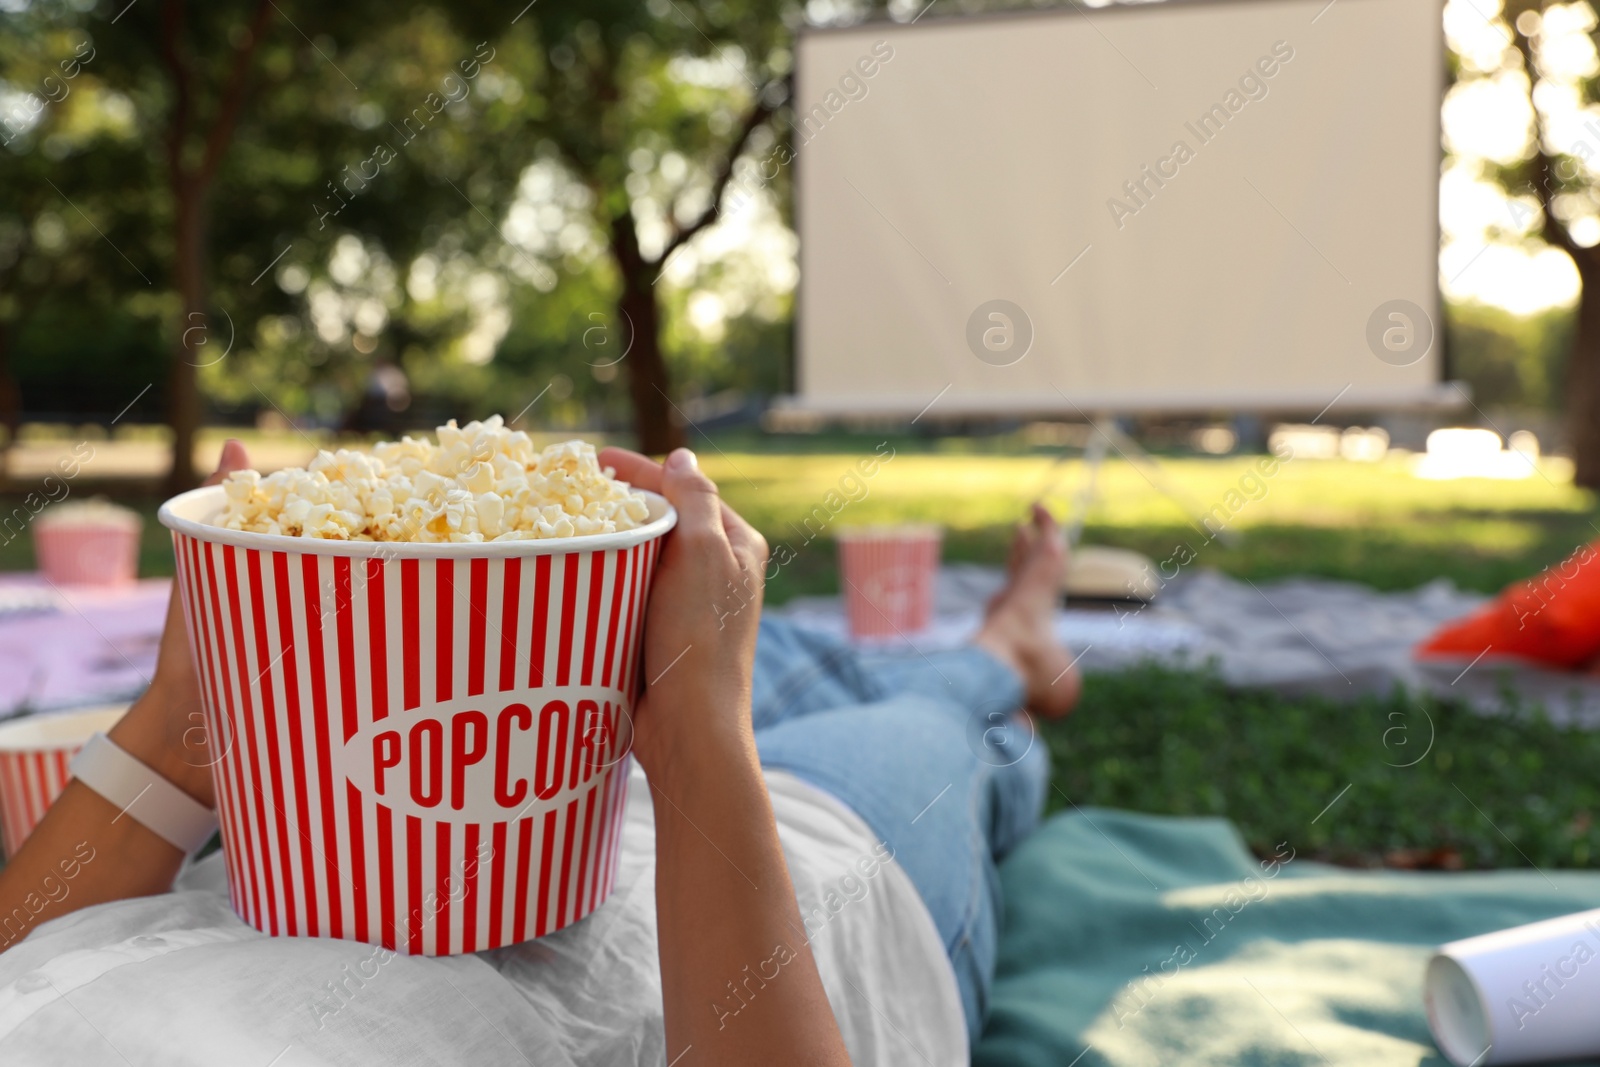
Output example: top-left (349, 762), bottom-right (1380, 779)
top-left (976, 504), bottom-right (1082, 719)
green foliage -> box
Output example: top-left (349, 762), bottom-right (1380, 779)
top-left (4, 0), bottom-right (1576, 431)
top-left (1045, 663), bottom-right (1600, 870)
top-left (9, 300), bottom-right (166, 416)
top-left (0, 4), bottom-right (162, 416)
top-left (1, 0), bottom-right (802, 433)
top-left (1446, 298), bottom-right (1576, 411)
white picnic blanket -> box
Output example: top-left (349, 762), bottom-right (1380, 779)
top-left (775, 564), bottom-right (1600, 725)
top-left (7, 564), bottom-right (1599, 726)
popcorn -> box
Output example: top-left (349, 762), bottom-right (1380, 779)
top-left (36, 498), bottom-right (142, 530)
top-left (214, 416), bottom-right (651, 542)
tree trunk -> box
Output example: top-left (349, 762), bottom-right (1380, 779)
top-left (164, 185), bottom-right (206, 495)
top-left (609, 215), bottom-right (684, 456)
top-left (1568, 251), bottom-right (1600, 489)
top-left (0, 320), bottom-right (18, 485)
top-left (1511, 23), bottom-right (1600, 489)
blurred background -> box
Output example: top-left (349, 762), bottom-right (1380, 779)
top-left (6, 0), bottom-right (1600, 870)
top-left (0, 0), bottom-right (1592, 484)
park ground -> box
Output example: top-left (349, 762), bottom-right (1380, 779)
top-left (4, 426), bottom-right (1598, 871)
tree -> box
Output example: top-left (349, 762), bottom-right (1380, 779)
top-left (191, 12), bottom-right (580, 430)
top-left (0, 13), bottom-right (160, 476)
top-left (162, 0), bottom-right (798, 462)
top-left (7, 0), bottom-right (800, 465)
top-left (603, 81), bottom-right (786, 455)
top-left (24, 2), bottom-right (543, 486)
top-left (507, 1), bottom-right (791, 453)
top-left (1497, 0), bottom-right (1600, 486)
top-left (153, 0), bottom-right (277, 492)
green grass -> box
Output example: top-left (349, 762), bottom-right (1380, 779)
top-left (3, 433), bottom-right (1597, 871)
top-left (698, 446), bottom-right (1596, 602)
top-left (1047, 664), bottom-right (1600, 870)
top-left (2, 435), bottom-right (1593, 597)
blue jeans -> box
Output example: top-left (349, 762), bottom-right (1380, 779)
top-left (749, 617), bottom-right (1051, 1042)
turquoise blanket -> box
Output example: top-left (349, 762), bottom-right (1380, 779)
top-left (976, 809), bottom-right (1600, 1066)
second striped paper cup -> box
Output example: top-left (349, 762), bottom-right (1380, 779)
top-left (34, 503), bottom-right (143, 587)
top-left (0, 704), bottom-right (130, 857)
top-left (159, 485), bottom-right (674, 956)
top-left (836, 525), bottom-right (942, 639)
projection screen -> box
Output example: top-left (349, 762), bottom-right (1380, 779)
top-left (791, 0), bottom-right (1445, 416)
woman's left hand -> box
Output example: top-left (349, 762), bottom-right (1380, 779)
top-left (0, 440), bottom-right (256, 949)
top-left (107, 439), bottom-right (251, 807)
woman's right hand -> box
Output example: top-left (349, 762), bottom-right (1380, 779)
top-left (600, 445), bottom-right (851, 1066)
top-left (596, 446), bottom-right (769, 784)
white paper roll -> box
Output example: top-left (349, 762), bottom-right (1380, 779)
top-left (1426, 907), bottom-right (1600, 1065)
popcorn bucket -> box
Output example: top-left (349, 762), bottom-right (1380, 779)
top-left (34, 512), bottom-right (143, 587)
top-left (836, 525), bottom-right (942, 638)
top-left (0, 704), bottom-right (130, 857)
top-left (158, 486), bottom-right (674, 955)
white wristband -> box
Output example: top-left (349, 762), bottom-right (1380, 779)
top-left (70, 733), bottom-right (219, 854)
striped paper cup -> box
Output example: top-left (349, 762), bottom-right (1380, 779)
top-left (158, 486), bottom-right (675, 956)
top-left (34, 511), bottom-right (143, 587)
top-left (836, 525), bottom-right (942, 639)
top-left (0, 704), bottom-right (130, 857)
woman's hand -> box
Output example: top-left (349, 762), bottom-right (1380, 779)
top-left (599, 445), bottom-right (850, 1066)
top-left (0, 440), bottom-right (255, 950)
top-left (107, 439), bottom-right (251, 807)
top-left (598, 445), bottom-right (769, 783)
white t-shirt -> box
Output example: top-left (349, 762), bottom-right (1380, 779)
top-left (0, 768), bottom-right (968, 1066)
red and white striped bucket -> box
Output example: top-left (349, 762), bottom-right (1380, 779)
top-left (0, 704), bottom-right (130, 857)
top-left (836, 525), bottom-right (942, 639)
top-left (158, 486), bottom-right (674, 955)
top-left (34, 511), bottom-right (143, 587)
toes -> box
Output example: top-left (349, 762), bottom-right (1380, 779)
top-left (1032, 504), bottom-right (1064, 549)
top-left (1020, 526), bottom-right (1066, 578)
top-left (1007, 523), bottom-right (1035, 576)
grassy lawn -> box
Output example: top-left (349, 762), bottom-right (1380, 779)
top-left (2, 431), bottom-right (1593, 597)
top-left (1043, 665), bottom-right (1600, 871)
top-left (696, 441), bottom-right (1594, 602)
top-left (2, 431), bottom-right (1597, 870)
